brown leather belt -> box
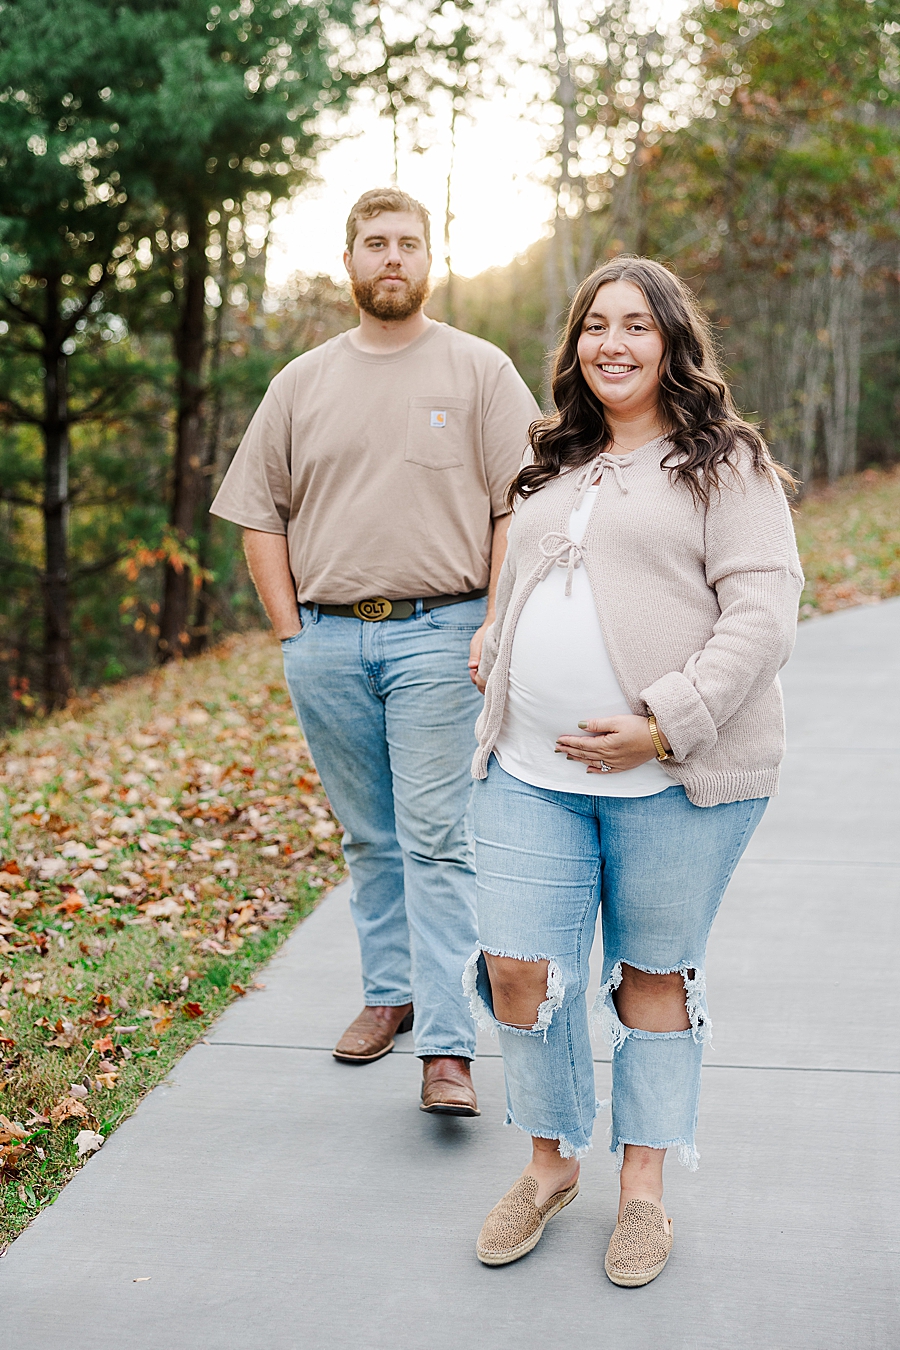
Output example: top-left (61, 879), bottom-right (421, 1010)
top-left (317, 588), bottom-right (487, 622)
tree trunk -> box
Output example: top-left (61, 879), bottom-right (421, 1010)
top-left (823, 242), bottom-right (864, 481)
top-left (542, 227), bottom-right (563, 407)
top-left (743, 263), bottom-right (829, 484)
top-left (190, 241), bottom-right (229, 657)
top-left (443, 105), bottom-right (457, 329)
top-left (159, 214), bottom-right (209, 662)
top-left (541, 0), bottom-right (582, 401)
top-left (41, 281), bottom-right (73, 710)
top-left (549, 0), bottom-right (578, 297)
top-left (604, 42), bottom-right (655, 258)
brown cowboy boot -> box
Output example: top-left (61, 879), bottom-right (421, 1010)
top-left (332, 1004), bottom-right (414, 1064)
top-left (420, 1056), bottom-right (480, 1116)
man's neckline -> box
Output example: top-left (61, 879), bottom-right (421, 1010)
top-left (339, 321), bottom-right (443, 363)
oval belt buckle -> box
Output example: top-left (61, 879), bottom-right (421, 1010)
top-left (353, 597), bottom-right (393, 621)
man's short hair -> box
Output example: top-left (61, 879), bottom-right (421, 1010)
top-left (345, 188), bottom-right (431, 253)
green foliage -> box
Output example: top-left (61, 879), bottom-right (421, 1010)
top-left (0, 0), bottom-right (358, 719)
top-left (657, 0), bottom-right (900, 480)
top-left (0, 273), bottom-right (353, 725)
top-left (438, 0), bottom-right (900, 477)
top-left (83, 0), bottom-right (357, 238)
top-left (657, 0), bottom-right (900, 267)
top-left (0, 1), bottom-right (140, 274)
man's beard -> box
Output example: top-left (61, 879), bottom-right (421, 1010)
top-left (350, 269), bottom-right (431, 321)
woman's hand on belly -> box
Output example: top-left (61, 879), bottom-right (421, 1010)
top-left (555, 715), bottom-right (661, 773)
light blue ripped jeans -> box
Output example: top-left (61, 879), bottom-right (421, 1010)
top-left (465, 757), bottom-right (767, 1164)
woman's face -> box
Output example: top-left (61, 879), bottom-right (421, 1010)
top-left (576, 280), bottom-right (665, 420)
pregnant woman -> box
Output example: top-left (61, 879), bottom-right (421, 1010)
top-left (465, 258), bottom-right (802, 1285)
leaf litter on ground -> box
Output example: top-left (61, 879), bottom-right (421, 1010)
top-left (794, 464), bottom-right (900, 617)
top-left (0, 631), bottom-right (344, 1249)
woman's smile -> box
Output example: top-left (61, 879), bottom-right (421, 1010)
top-left (595, 361), bottom-right (639, 380)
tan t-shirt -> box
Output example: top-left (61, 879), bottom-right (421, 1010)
top-left (210, 322), bottom-right (539, 604)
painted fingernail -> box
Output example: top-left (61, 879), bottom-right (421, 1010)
top-left (577, 721), bottom-right (587, 729)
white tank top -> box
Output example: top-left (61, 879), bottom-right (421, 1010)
top-left (493, 485), bottom-right (671, 797)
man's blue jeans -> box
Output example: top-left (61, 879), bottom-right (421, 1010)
top-left (281, 598), bottom-right (486, 1060)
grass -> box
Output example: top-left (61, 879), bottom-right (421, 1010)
top-left (0, 631), bottom-right (344, 1249)
top-left (794, 464), bottom-right (900, 618)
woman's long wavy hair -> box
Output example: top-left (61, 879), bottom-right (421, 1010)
top-left (508, 257), bottom-right (796, 509)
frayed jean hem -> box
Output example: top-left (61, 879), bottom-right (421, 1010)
top-left (505, 1105), bottom-right (599, 1161)
top-left (611, 1137), bottom-right (700, 1172)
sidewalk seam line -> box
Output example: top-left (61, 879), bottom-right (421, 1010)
top-left (741, 859), bottom-right (900, 868)
top-left (203, 1042), bottom-right (900, 1074)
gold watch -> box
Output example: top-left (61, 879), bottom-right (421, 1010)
top-left (647, 714), bottom-right (671, 761)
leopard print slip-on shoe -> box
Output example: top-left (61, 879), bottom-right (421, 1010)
top-left (476, 1175), bottom-right (580, 1267)
top-left (604, 1198), bottom-right (674, 1287)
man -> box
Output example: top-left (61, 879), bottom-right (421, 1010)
top-left (210, 187), bottom-right (538, 1115)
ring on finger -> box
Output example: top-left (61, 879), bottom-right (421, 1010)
top-left (599, 760), bottom-right (612, 773)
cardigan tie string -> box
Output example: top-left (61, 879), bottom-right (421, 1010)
top-left (597, 452), bottom-right (632, 494)
top-left (542, 451), bottom-right (636, 593)
top-left (573, 450), bottom-right (634, 508)
top-left (538, 531), bottom-right (584, 597)
top-left (573, 459), bottom-right (598, 509)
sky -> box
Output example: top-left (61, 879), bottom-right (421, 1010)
top-left (266, 0), bottom-right (688, 290)
top-left (267, 90), bottom-right (555, 289)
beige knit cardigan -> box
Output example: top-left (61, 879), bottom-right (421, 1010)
top-left (473, 437), bottom-right (804, 807)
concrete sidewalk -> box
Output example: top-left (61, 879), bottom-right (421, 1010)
top-left (2, 602), bottom-right (898, 1350)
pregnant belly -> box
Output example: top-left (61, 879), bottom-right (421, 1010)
top-left (493, 568), bottom-right (671, 796)
top-left (503, 569), bottom-right (633, 736)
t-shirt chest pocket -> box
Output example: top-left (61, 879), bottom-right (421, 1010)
top-left (405, 396), bottom-right (470, 470)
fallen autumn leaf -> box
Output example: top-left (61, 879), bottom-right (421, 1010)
top-left (50, 1097), bottom-right (89, 1126)
top-left (75, 1130), bottom-right (104, 1156)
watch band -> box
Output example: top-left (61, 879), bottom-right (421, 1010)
top-left (647, 714), bottom-right (671, 761)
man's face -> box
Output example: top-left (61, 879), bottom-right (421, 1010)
top-left (344, 211), bottom-right (431, 321)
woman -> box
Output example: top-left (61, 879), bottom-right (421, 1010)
top-left (464, 258), bottom-right (802, 1286)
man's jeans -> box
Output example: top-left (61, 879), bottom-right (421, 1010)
top-left (281, 597), bottom-right (486, 1060)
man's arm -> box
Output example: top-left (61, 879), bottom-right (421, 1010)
top-left (468, 512), bottom-right (511, 689)
top-left (243, 529), bottom-right (302, 640)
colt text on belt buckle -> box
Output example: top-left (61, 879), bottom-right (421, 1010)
top-left (353, 597), bottom-right (393, 621)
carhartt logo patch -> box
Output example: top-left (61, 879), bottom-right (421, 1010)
top-left (430, 410), bottom-right (447, 428)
